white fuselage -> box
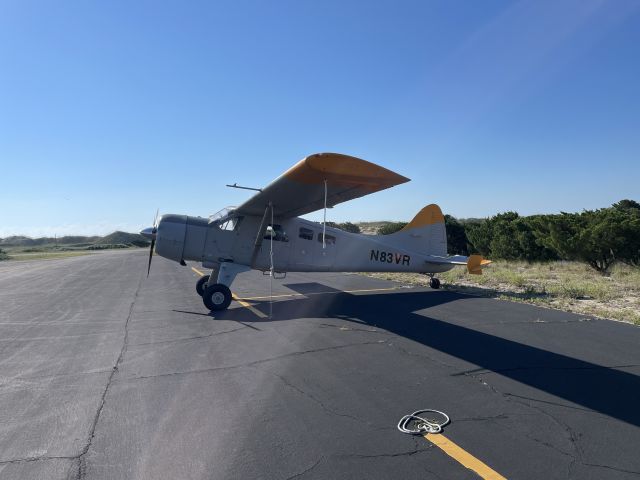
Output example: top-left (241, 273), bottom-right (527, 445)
top-left (171, 214), bottom-right (455, 275)
top-left (154, 213), bottom-right (454, 275)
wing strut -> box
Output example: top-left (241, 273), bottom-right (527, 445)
top-left (250, 203), bottom-right (271, 268)
top-left (248, 202), bottom-right (277, 319)
top-left (269, 202), bottom-right (274, 319)
top-left (322, 179), bottom-right (327, 249)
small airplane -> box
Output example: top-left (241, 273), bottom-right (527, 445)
top-left (141, 153), bottom-right (490, 311)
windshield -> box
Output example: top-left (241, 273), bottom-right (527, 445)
top-left (208, 206), bottom-right (237, 224)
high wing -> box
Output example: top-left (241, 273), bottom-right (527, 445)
top-left (234, 153), bottom-right (410, 218)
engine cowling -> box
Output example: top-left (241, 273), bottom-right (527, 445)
top-left (155, 214), bottom-right (208, 263)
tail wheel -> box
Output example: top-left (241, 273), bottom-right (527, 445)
top-left (196, 275), bottom-right (210, 296)
top-left (429, 277), bottom-right (441, 289)
top-left (203, 284), bottom-right (232, 311)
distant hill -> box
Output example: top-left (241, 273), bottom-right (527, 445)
top-left (0, 232), bottom-right (149, 248)
top-left (0, 235), bottom-right (100, 246)
top-left (95, 231), bottom-right (150, 247)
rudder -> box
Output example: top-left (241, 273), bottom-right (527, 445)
top-left (386, 204), bottom-right (447, 256)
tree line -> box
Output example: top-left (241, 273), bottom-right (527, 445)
top-left (378, 200), bottom-right (640, 273)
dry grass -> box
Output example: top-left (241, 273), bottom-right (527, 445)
top-left (5, 251), bottom-right (94, 261)
top-left (356, 221), bottom-right (392, 235)
top-left (364, 261), bottom-right (640, 326)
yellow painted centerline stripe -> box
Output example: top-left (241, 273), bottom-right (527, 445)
top-left (191, 267), bottom-right (266, 318)
top-left (191, 267), bottom-right (206, 276)
top-left (231, 294), bottom-right (267, 318)
top-left (240, 286), bottom-right (402, 301)
top-left (424, 433), bottom-right (507, 480)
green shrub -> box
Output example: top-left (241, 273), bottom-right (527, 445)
top-left (377, 222), bottom-right (408, 235)
top-left (533, 202), bottom-right (640, 272)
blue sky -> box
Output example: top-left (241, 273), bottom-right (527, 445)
top-left (1, 0), bottom-right (639, 237)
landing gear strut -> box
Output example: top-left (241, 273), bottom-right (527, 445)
top-left (429, 276), bottom-right (441, 289)
top-left (198, 262), bottom-right (251, 312)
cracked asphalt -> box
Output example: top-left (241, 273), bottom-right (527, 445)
top-left (1, 249), bottom-right (639, 479)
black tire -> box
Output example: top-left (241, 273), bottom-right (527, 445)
top-left (202, 283), bottom-right (232, 311)
top-left (429, 277), bottom-right (441, 289)
top-left (196, 275), bottom-right (210, 296)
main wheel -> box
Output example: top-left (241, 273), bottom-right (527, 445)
top-left (429, 277), bottom-right (441, 289)
top-left (196, 275), bottom-right (210, 296)
top-left (202, 283), bottom-right (232, 311)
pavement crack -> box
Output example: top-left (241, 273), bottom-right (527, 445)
top-left (454, 364), bottom-right (640, 377)
top-left (339, 447), bottom-right (432, 459)
top-left (455, 414), bottom-right (510, 422)
top-left (341, 451), bottom-right (428, 458)
top-left (129, 340), bottom-right (386, 382)
top-left (340, 436), bottom-right (433, 460)
top-left (260, 368), bottom-right (366, 424)
top-left (130, 326), bottom-right (247, 347)
top-left (581, 462), bottom-right (640, 475)
top-left (474, 318), bottom-right (594, 326)
top-left (0, 455), bottom-right (75, 465)
top-left (75, 272), bottom-right (143, 479)
top-left (422, 465), bottom-right (447, 480)
top-left (460, 369), bottom-right (583, 465)
top-left (318, 323), bottom-right (391, 335)
top-left (284, 456), bottom-right (324, 480)
top-left (388, 341), bottom-right (457, 370)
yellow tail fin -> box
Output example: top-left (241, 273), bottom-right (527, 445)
top-left (400, 204), bottom-right (445, 231)
top-left (388, 204), bottom-right (447, 256)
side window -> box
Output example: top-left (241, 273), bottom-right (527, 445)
top-left (317, 233), bottom-right (336, 245)
top-left (264, 224), bottom-right (289, 242)
top-left (299, 227), bottom-right (314, 240)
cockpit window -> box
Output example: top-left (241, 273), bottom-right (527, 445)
top-left (264, 224), bottom-right (289, 242)
top-left (218, 217), bottom-right (241, 231)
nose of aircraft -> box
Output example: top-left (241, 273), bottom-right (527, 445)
top-left (140, 226), bottom-right (156, 240)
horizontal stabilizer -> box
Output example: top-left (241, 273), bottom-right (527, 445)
top-left (424, 254), bottom-right (491, 275)
top-left (467, 254), bottom-right (492, 275)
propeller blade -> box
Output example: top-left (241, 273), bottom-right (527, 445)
top-left (147, 237), bottom-right (155, 277)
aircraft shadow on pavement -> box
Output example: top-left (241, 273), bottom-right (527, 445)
top-left (219, 283), bottom-right (640, 429)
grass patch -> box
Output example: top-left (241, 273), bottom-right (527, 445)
top-left (2, 243), bottom-right (143, 259)
top-left (546, 280), bottom-right (614, 301)
top-left (363, 260), bottom-right (640, 326)
top-left (8, 251), bottom-right (94, 261)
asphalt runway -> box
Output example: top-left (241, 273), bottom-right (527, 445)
top-left (1, 249), bottom-right (639, 480)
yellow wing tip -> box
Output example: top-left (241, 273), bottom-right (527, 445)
top-left (467, 255), bottom-right (491, 275)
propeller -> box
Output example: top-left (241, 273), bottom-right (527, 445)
top-left (140, 209), bottom-right (159, 277)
